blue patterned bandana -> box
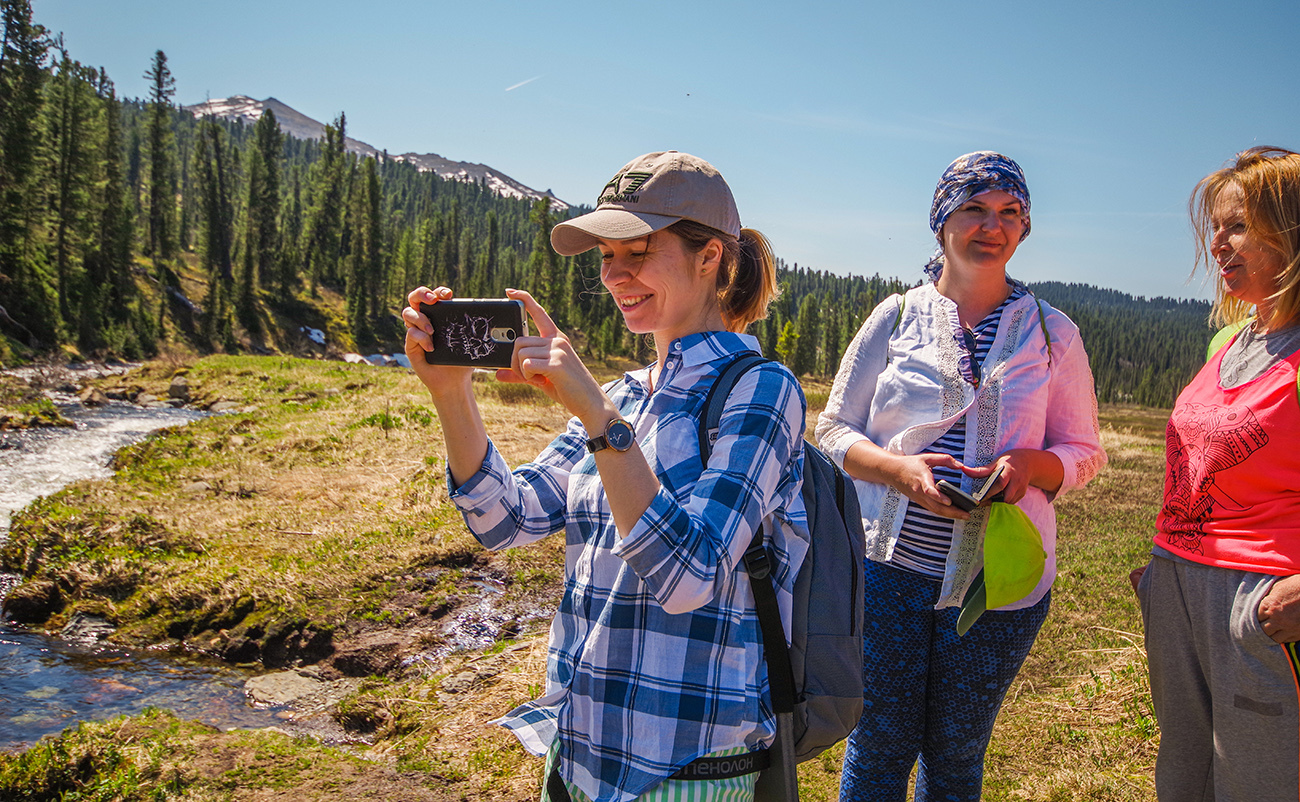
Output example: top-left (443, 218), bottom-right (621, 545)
top-left (925, 151), bottom-right (1031, 279)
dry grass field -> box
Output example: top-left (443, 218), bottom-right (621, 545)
top-left (784, 393), bottom-right (1167, 802)
top-left (1, 357), bottom-right (1170, 801)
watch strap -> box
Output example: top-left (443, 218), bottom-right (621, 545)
top-left (586, 418), bottom-right (634, 453)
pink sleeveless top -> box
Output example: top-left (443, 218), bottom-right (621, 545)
top-left (1155, 339), bottom-right (1300, 574)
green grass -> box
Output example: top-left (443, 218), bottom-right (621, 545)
top-left (0, 354), bottom-right (1173, 800)
top-left (0, 374), bottom-right (74, 427)
top-left (0, 353), bottom-right (570, 661)
top-left (795, 406), bottom-right (1170, 801)
top-left (977, 405), bottom-right (1166, 801)
top-left (0, 708), bottom-right (450, 801)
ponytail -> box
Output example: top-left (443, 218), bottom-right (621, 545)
top-left (668, 221), bottom-right (780, 333)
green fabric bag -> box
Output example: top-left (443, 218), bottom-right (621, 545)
top-left (956, 502), bottom-right (1045, 636)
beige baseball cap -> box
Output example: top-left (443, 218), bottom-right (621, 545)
top-left (550, 151), bottom-right (741, 256)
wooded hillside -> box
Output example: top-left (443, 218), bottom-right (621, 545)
top-left (1030, 281), bottom-right (1212, 408)
top-left (0, 0), bottom-right (1214, 407)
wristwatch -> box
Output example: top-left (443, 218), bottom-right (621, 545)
top-left (586, 418), bottom-right (636, 454)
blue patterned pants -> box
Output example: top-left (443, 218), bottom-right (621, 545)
top-left (839, 559), bottom-right (1050, 802)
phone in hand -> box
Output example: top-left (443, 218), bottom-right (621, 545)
top-left (937, 463), bottom-right (1006, 512)
top-left (418, 298), bottom-right (528, 369)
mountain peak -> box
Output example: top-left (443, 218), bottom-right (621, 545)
top-left (182, 96), bottom-right (569, 211)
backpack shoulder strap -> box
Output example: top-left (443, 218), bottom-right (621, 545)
top-left (1032, 294), bottom-right (1054, 365)
top-left (698, 352), bottom-right (771, 466)
top-left (696, 352), bottom-right (797, 718)
top-left (1208, 319), bottom-right (1249, 361)
top-left (1204, 318), bottom-right (1299, 405)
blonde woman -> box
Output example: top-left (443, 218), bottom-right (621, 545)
top-left (1138, 146), bottom-right (1300, 802)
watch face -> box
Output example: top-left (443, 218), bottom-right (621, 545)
top-left (607, 419), bottom-right (635, 451)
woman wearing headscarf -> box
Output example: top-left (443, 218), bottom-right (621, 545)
top-left (1136, 146), bottom-right (1300, 802)
top-left (817, 152), bottom-right (1106, 801)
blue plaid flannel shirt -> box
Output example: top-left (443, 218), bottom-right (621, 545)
top-left (448, 331), bottom-right (809, 802)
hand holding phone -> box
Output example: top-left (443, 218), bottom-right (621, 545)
top-left (418, 298), bottom-right (528, 369)
top-left (937, 463), bottom-right (1006, 512)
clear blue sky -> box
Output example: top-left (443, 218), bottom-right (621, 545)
top-left (32, 0), bottom-right (1300, 300)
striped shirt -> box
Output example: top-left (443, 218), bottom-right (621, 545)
top-left (448, 330), bottom-right (809, 802)
top-left (891, 284), bottom-right (1026, 577)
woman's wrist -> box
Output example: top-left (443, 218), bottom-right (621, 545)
top-left (1002, 448), bottom-right (1064, 495)
top-left (427, 378), bottom-right (477, 421)
top-left (843, 438), bottom-right (903, 487)
top-left (580, 402), bottom-right (625, 440)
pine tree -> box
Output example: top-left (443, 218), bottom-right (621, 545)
top-left (174, 117), bottom-right (195, 253)
top-left (819, 304), bottom-right (842, 377)
top-left (46, 46), bottom-right (101, 327)
top-left (278, 165), bottom-right (303, 296)
top-left (563, 258), bottom-right (581, 331)
top-left (484, 210), bottom-right (499, 291)
top-left (235, 219), bottom-right (259, 334)
top-left (0, 0), bottom-right (52, 344)
top-left (301, 113), bottom-right (346, 292)
top-left (344, 157), bottom-right (381, 348)
top-left (192, 119), bottom-right (236, 348)
top-left (233, 110), bottom-right (281, 334)
top-left (361, 156), bottom-right (383, 338)
top-left (125, 121), bottom-right (142, 203)
top-left (776, 320), bottom-right (798, 368)
top-left (142, 50), bottom-right (177, 267)
top-left (415, 216), bottom-right (435, 288)
top-left (80, 70), bottom-right (137, 354)
top-left (457, 225), bottom-right (475, 295)
top-left (247, 108), bottom-right (281, 289)
top-left (441, 198), bottom-right (459, 288)
top-left (394, 227), bottom-right (416, 303)
top-left (765, 311), bottom-right (782, 359)
top-left (791, 294), bottom-right (819, 377)
top-left (526, 197), bottom-right (560, 320)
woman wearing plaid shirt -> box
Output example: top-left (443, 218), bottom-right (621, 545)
top-left (403, 152), bottom-right (809, 802)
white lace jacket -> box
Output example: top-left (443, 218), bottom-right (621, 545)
top-left (816, 282), bottom-right (1107, 609)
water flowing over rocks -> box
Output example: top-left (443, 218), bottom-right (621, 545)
top-left (0, 384), bottom-right (272, 749)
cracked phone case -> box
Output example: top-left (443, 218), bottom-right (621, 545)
top-left (419, 299), bottom-right (528, 369)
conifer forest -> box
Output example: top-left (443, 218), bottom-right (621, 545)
top-left (0, 0), bottom-right (1212, 407)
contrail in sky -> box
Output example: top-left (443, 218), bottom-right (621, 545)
top-left (505, 76), bottom-right (542, 92)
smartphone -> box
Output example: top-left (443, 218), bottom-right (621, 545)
top-left (937, 463), bottom-right (1006, 512)
top-left (419, 298), bottom-right (528, 369)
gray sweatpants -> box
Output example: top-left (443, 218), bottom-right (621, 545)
top-left (1138, 553), bottom-right (1300, 801)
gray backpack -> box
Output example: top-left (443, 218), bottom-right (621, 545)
top-left (700, 354), bottom-right (866, 799)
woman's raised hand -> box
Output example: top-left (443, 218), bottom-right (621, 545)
top-left (401, 286), bottom-right (490, 484)
top-left (501, 288), bottom-right (613, 427)
top-left (402, 286), bottom-right (475, 397)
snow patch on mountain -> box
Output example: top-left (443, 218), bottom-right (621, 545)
top-left (183, 95), bottom-right (568, 211)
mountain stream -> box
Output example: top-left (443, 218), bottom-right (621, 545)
top-left (0, 397), bottom-right (287, 752)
